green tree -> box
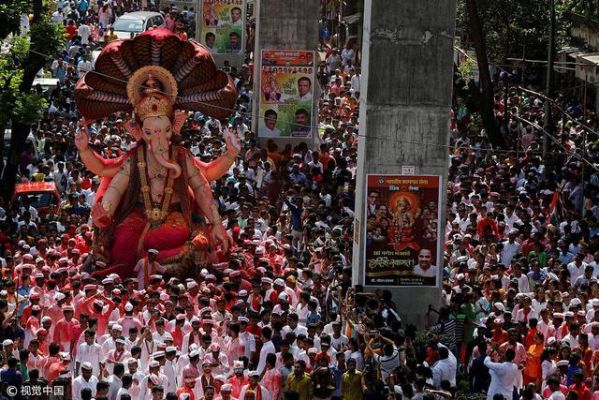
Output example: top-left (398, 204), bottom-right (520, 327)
top-left (457, 0), bottom-right (575, 63)
top-left (0, 1), bottom-right (29, 39)
top-left (456, 0), bottom-right (577, 149)
top-left (0, 0), bottom-right (65, 200)
top-left (0, 37), bottom-right (48, 170)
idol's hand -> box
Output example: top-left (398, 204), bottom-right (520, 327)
top-left (75, 119), bottom-right (90, 152)
top-left (224, 126), bottom-right (241, 155)
top-left (91, 201), bottom-right (113, 228)
top-left (211, 223), bottom-right (233, 253)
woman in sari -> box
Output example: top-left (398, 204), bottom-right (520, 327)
top-left (523, 332), bottom-right (544, 387)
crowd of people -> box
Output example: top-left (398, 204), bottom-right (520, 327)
top-left (2, 1), bottom-right (599, 400)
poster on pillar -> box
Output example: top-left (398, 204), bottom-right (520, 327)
top-left (258, 50), bottom-right (315, 139)
top-left (364, 174), bottom-right (442, 287)
top-left (200, 0), bottom-right (245, 55)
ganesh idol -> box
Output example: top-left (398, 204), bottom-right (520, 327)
top-left (73, 28), bottom-right (239, 277)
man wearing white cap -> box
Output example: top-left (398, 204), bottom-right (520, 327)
top-left (126, 358), bottom-right (144, 400)
top-left (79, 292), bottom-right (118, 337)
top-left (139, 327), bottom-right (159, 372)
top-left (104, 337), bottom-right (131, 376)
top-left (177, 345), bottom-right (199, 383)
top-left (2, 339), bottom-right (18, 362)
top-left (218, 383), bottom-right (234, 400)
top-left (164, 346), bottom-right (179, 394)
top-left (585, 298), bottom-right (599, 323)
top-left (117, 302), bottom-right (143, 337)
top-left (72, 362), bottom-right (99, 400)
top-left (133, 249), bottom-right (165, 290)
top-left (53, 304), bottom-right (80, 353)
top-left (44, 291), bottom-right (67, 337)
top-left (205, 342), bottom-right (230, 378)
top-left (141, 359), bottom-right (168, 399)
top-left (239, 370), bottom-right (271, 400)
top-left (177, 374), bottom-right (197, 400)
top-left (102, 323), bottom-right (123, 355)
top-left (196, 358), bottom-right (217, 399)
top-left (237, 317), bottom-right (256, 361)
top-left (183, 316), bottom-right (204, 354)
top-left (260, 277), bottom-right (277, 304)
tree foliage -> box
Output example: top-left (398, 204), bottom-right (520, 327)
top-left (0, 0), bottom-right (30, 40)
top-left (456, 0), bottom-right (577, 62)
top-left (0, 14), bottom-right (65, 125)
top-left (0, 4), bottom-right (65, 199)
top-left (0, 0), bottom-right (65, 129)
top-left (29, 15), bottom-right (66, 60)
top-left (0, 37), bottom-right (47, 128)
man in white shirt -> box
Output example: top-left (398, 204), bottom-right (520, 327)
top-left (115, 373), bottom-right (132, 400)
top-left (254, 327), bottom-right (276, 376)
top-left (107, 363), bottom-right (124, 400)
top-left (281, 314), bottom-right (308, 338)
top-left (77, 57), bottom-right (93, 75)
top-left (484, 348), bottom-right (518, 400)
top-left (412, 249), bottom-right (438, 279)
top-left (76, 329), bottom-right (103, 377)
top-left (350, 68), bottom-right (360, 92)
top-left (568, 253), bottom-right (588, 284)
top-left (432, 347), bottom-right (456, 388)
top-left (101, 324), bottom-right (122, 355)
top-left (329, 322), bottom-right (348, 351)
top-left (163, 346), bottom-right (179, 394)
top-left (562, 323), bottom-right (580, 349)
top-left (229, 6), bottom-right (243, 26)
top-left (500, 231), bottom-right (521, 266)
top-left (133, 249), bottom-right (165, 289)
top-left (258, 110), bottom-right (282, 138)
top-left (78, 22), bottom-right (91, 45)
top-left (238, 318), bottom-right (256, 360)
top-left (51, 8), bottom-right (64, 24)
top-left (72, 362), bottom-right (99, 400)
top-left (503, 206), bottom-right (521, 230)
top-left (296, 77), bottom-right (313, 102)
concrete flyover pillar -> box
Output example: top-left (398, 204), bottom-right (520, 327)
top-left (251, 0), bottom-right (320, 149)
top-left (352, 0), bottom-right (456, 327)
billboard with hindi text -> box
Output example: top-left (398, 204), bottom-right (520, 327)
top-left (257, 50), bottom-right (316, 139)
top-left (364, 174), bottom-right (442, 287)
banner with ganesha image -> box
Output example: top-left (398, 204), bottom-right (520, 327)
top-left (364, 174), bottom-right (442, 287)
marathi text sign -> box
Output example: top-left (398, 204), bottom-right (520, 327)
top-left (258, 50), bottom-right (315, 139)
top-left (200, 0), bottom-right (245, 55)
top-left (364, 175), bottom-right (442, 287)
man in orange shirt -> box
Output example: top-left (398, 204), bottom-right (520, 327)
top-left (53, 305), bottom-right (80, 353)
top-left (491, 319), bottom-right (508, 345)
top-left (577, 333), bottom-right (593, 378)
top-left (177, 375), bottom-right (197, 400)
top-left (524, 318), bottom-right (539, 348)
top-left (568, 370), bottom-right (591, 400)
top-left (46, 352), bottom-right (71, 383)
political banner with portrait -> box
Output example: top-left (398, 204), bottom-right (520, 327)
top-left (364, 174), bottom-right (442, 287)
top-left (257, 50), bottom-right (316, 139)
top-left (200, 0), bottom-right (245, 54)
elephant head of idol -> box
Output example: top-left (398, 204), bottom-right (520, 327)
top-left (124, 66), bottom-right (186, 178)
